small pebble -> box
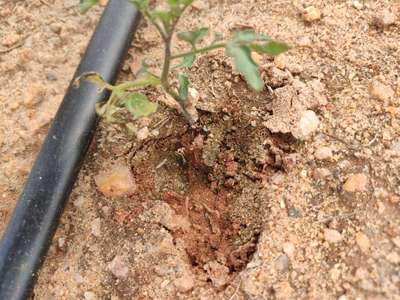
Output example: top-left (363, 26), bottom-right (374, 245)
top-left (288, 207), bottom-right (300, 218)
top-left (73, 196), bottom-right (86, 208)
top-left (1, 33), bottom-right (20, 47)
top-left (94, 164), bottom-right (137, 197)
top-left (74, 273), bottom-right (84, 284)
top-left (297, 36), bottom-right (312, 47)
top-left (23, 84), bottom-right (45, 108)
top-left (387, 252), bottom-right (400, 264)
top-left (108, 255), bottom-right (129, 279)
top-left (282, 242), bottom-right (295, 257)
top-left (274, 55), bottom-right (286, 70)
top-left (84, 291), bottom-right (96, 300)
top-left (314, 146), bottom-right (333, 160)
top-left (324, 229), bottom-right (343, 243)
top-left (369, 80), bottom-right (394, 101)
top-left (275, 254), bottom-right (290, 272)
top-left (352, 0), bottom-right (363, 10)
top-left (50, 23), bottom-right (62, 34)
top-left (136, 127), bottom-right (150, 141)
top-left (46, 72), bottom-right (58, 81)
top-left (391, 140), bottom-right (400, 154)
top-left (343, 173), bottom-right (368, 192)
top-left (302, 6), bottom-right (322, 22)
top-left (58, 237), bottom-right (66, 250)
top-left (373, 9), bottom-right (396, 28)
top-left (294, 110), bottom-right (320, 140)
top-left (312, 168), bottom-right (332, 180)
top-left (102, 206), bottom-right (112, 216)
top-left (174, 275), bottom-right (195, 293)
top-left (271, 172), bottom-right (285, 185)
top-left (355, 232), bottom-right (370, 253)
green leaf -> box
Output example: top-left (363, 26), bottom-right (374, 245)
top-left (167, 0), bottom-right (179, 8)
top-left (128, 0), bottom-right (149, 10)
top-left (152, 10), bottom-right (173, 28)
top-left (233, 30), bottom-right (257, 43)
top-left (250, 40), bottom-right (290, 56)
top-left (226, 43), bottom-right (264, 91)
top-left (178, 74), bottom-right (189, 101)
top-left (177, 27), bottom-right (209, 46)
top-left (180, 0), bottom-right (194, 5)
top-left (173, 53), bottom-right (196, 69)
top-left (124, 93), bottom-right (158, 119)
top-left (79, 0), bottom-right (99, 13)
top-left (181, 54), bottom-right (196, 67)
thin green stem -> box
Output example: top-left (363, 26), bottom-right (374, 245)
top-left (170, 43), bottom-right (226, 60)
top-left (142, 3), bottom-right (196, 124)
top-left (161, 36), bottom-right (172, 87)
top-left (115, 76), bottom-right (161, 91)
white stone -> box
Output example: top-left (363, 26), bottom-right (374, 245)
top-left (314, 146), bottom-right (333, 160)
top-left (355, 232), bottom-right (370, 253)
top-left (324, 229), bottom-right (343, 243)
top-left (136, 126), bottom-right (150, 140)
top-left (293, 110), bottom-right (320, 140)
top-left (302, 6), bottom-right (322, 22)
top-left (108, 255), bottom-right (129, 279)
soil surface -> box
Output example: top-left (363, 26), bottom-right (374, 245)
top-left (1, 0), bottom-right (400, 299)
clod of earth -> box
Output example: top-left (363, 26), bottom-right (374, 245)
top-left (324, 229), bottom-right (343, 243)
top-left (293, 110), bottom-right (320, 140)
top-left (355, 232), bottom-right (371, 254)
top-left (343, 173), bottom-right (368, 193)
top-left (94, 164), bottom-right (137, 197)
top-left (373, 9), bottom-right (397, 29)
top-left (314, 146), bottom-right (333, 160)
top-left (107, 255), bottom-right (129, 279)
top-left (369, 80), bottom-right (395, 102)
top-left (302, 6), bottom-right (322, 23)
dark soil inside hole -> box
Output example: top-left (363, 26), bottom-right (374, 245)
top-left (126, 114), bottom-right (295, 278)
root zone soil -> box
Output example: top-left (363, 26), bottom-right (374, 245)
top-left (121, 114), bottom-right (294, 277)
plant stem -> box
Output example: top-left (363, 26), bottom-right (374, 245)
top-left (140, 3), bottom-right (196, 124)
top-left (160, 36), bottom-right (194, 124)
top-left (170, 43), bottom-right (226, 60)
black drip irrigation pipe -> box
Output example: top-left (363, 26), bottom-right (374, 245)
top-left (0, 1), bottom-right (140, 299)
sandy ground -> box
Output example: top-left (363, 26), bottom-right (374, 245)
top-left (0, 0), bottom-right (399, 299)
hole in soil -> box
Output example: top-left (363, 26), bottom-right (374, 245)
top-left (161, 173), bottom-right (260, 273)
top-left (127, 109), bottom-right (294, 287)
top-left (157, 128), bottom-right (266, 277)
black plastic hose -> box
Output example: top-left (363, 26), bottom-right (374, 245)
top-left (0, 1), bottom-right (140, 299)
